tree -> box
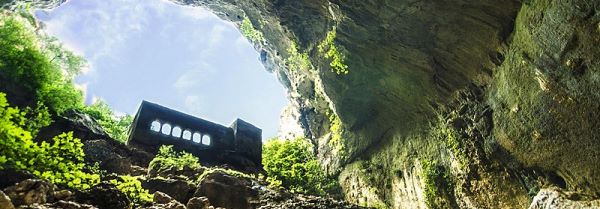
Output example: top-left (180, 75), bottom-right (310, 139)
top-left (263, 137), bottom-right (340, 196)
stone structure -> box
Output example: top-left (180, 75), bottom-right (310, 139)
top-left (127, 101), bottom-right (262, 170)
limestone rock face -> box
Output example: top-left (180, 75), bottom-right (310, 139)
top-left (193, 171), bottom-right (258, 209)
top-left (0, 0), bottom-right (65, 10)
top-left (529, 187), bottom-right (600, 209)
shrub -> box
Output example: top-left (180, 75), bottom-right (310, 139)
top-left (149, 145), bottom-right (201, 172)
top-left (0, 12), bottom-right (85, 114)
top-left (317, 27), bottom-right (348, 75)
top-left (262, 137), bottom-right (339, 196)
top-left (286, 41), bottom-right (312, 72)
top-left (110, 175), bottom-right (153, 206)
top-left (240, 16), bottom-right (264, 43)
top-left (0, 92), bottom-right (100, 190)
top-left (79, 100), bottom-right (133, 143)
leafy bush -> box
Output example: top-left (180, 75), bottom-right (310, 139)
top-left (262, 137), bottom-right (339, 196)
top-left (286, 41), bottom-right (312, 72)
top-left (0, 92), bottom-right (100, 190)
top-left (149, 145), bottom-right (201, 172)
top-left (0, 12), bottom-right (85, 114)
top-left (110, 175), bottom-right (153, 206)
top-left (240, 16), bottom-right (264, 43)
top-left (79, 100), bottom-right (133, 143)
top-left (318, 27), bottom-right (348, 75)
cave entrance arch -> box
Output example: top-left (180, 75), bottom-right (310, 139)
top-left (34, 0), bottom-right (289, 144)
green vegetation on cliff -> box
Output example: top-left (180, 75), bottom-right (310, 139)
top-left (0, 11), bottom-right (133, 143)
top-left (240, 16), bottom-right (265, 43)
top-left (286, 41), bottom-right (312, 72)
top-left (149, 145), bottom-right (201, 172)
top-left (0, 92), bottom-right (100, 190)
top-left (110, 175), bottom-right (154, 206)
top-left (327, 110), bottom-right (347, 158)
top-left (80, 100), bottom-right (133, 143)
top-left (318, 27), bottom-right (348, 75)
top-left (263, 137), bottom-right (340, 196)
top-left (420, 159), bottom-right (457, 209)
top-left (0, 13), bottom-right (84, 114)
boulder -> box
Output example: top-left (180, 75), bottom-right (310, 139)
top-left (0, 169), bottom-right (36, 189)
top-left (529, 187), bottom-right (600, 209)
top-left (35, 109), bottom-right (109, 143)
top-left (193, 171), bottom-right (258, 209)
top-left (147, 164), bottom-right (205, 180)
top-left (138, 191), bottom-right (186, 209)
top-left (18, 200), bottom-right (98, 209)
top-left (75, 183), bottom-right (129, 209)
top-left (83, 139), bottom-right (153, 175)
top-left (3, 179), bottom-right (53, 206)
top-left (0, 190), bottom-right (15, 209)
top-left (141, 177), bottom-right (195, 204)
top-left (186, 197), bottom-right (211, 209)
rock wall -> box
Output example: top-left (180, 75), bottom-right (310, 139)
top-left (11, 0), bottom-right (600, 208)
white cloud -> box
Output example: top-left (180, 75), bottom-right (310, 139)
top-left (41, 0), bottom-right (170, 66)
top-left (184, 95), bottom-right (204, 115)
top-left (173, 62), bottom-right (215, 90)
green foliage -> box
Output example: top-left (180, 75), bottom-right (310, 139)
top-left (318, 27), bottom-right (348, 75)
top-left (326, 110), bottom-right (346, 158)
top-left (240, 17), bottom-right (264, 43)
top-left (285, 41), bottom-right (312, 72)
top-left (0, 92), bottom-right (100, 190)
top-left (263, 137), bottom-right (339, 196)
top-left (110, 175), bottom-right (153, 206)
top-left (79, 100), bottom-right (133, 143)
top-left (0, 12), bottom-right (85, 114)
top-left (149, 145), bottom-right (201, 172)
top-left (421, 159), bottom-right (456, 209)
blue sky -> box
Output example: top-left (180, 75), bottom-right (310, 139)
top-left (35, 0), bottom-right (287, 139)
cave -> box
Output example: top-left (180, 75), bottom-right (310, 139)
top-left (1, 0), bottom-right (600, 208)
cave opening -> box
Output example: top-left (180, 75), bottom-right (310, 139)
top-left (34, 0), bottom-right (288, 139)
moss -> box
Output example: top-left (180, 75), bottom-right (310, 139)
top-left (420, 159), bottom-right (457, 209)
top-left (431, 113), bottom-right (468, 170)
top-left (318, 26), bottom-right (348, 75)
top-left (326, 109), bottom-right (346, 158)
top-left (239, 16), bottom-right (265, 43)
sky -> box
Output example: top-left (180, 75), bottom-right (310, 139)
top-left (35, 0), bottom-right (288, 139)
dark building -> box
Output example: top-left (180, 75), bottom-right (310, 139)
top-left (127, 101), bottom-right (263, 171)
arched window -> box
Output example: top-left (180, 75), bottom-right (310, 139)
top-left (182, 130), bottom-right (192, 140)
top-left (201, 135), bottom-right (211, 146)
top-left (150, 120), bottom-right (161, 132)
top-left (161, 123), bottom-right (172, 135)
top-left (192, 132), bottom-right (201, 143)
top-left (171, 126), bottom-right (182, 138)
